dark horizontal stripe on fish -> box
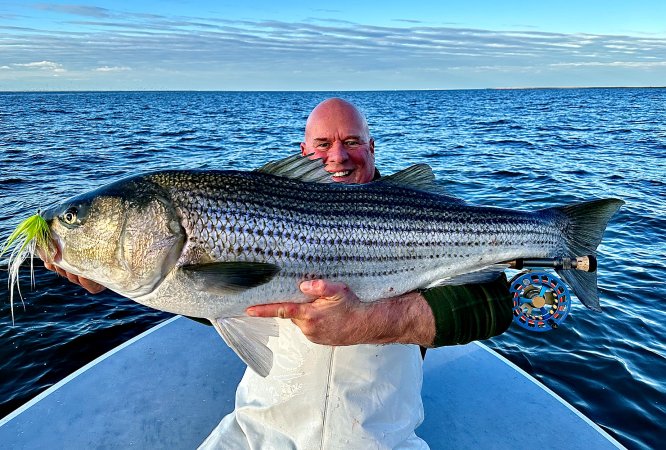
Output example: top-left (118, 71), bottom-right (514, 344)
top-left (205, 230), bottom-right (558, 250)
top-left (278, 266), bottom-right (420, 279)
top-left (224, 246), bottom-right (483, 264)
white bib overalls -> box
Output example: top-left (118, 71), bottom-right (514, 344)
top-left (199, 319), bottom-right (428, 450)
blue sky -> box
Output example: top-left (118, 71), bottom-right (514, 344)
top-left (1, 1), bottom-right (665, 90)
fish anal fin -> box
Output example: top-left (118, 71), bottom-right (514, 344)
top-left (212, 316), bottom-right (279, 377)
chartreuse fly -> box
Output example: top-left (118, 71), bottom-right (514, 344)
top-left (1, 214), bottom-right (54, 323)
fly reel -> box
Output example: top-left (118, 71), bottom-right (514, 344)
top-left (508, 271), bottom-right (572, 332)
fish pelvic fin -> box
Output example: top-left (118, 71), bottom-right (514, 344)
top-left (212, 316), bottom-right (279, 377)
top-left (548, 198), bottom-right (625, 312)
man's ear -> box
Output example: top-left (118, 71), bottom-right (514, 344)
top-left (300, 142), bottom-right (307, 156)
top-left (369, 138), bottom-right (375, 156)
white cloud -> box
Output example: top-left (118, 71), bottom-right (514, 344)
top-left (94, 66), bottom-right (131, 72)
top-left (32, 3), bottom-right (112, 19)
top-left (550, 61), bottom-right (666, 68)
top-left (13, 61), bottom-right (65, 72)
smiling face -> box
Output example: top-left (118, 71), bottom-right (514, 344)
top-left (300, 98), bottom-right (375, 184)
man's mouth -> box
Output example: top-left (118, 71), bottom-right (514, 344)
top-left (330, 170), bottom-right (353, 178)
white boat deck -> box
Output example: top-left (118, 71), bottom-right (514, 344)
top-left (0, 316), bottom-right (623, 449)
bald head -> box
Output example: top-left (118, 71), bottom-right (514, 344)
top-left (301, 98), bottom-right (375, 184)
top-left (305, 98), bottom-right (371, 142)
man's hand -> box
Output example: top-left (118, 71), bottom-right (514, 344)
top-left (43, 262), bottom-right (106, 294)
top-left (246, 279), bottom-right (436, 347)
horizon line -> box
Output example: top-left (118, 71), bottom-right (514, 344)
top-left (1, 85), bottom-right (665, 94)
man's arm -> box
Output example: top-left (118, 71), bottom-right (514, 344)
top-left (247, 277), bottom-right (513, 347)
top-left (247, 280), bottom-right (437, 346)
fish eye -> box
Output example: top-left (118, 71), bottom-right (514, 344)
top-left (61, 207), bottom-right (78, 225)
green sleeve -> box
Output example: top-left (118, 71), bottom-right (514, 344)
top-left (422, 275), bottom-right (513, 347)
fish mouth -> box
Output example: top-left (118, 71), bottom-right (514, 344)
top-left (37, 231), bottom-right (62, 264)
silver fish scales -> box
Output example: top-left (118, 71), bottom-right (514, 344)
top-left (159, 171), bottom-right (540, 298)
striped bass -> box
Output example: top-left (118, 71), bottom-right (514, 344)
top-left (4, 154), bottom-right (624, 375)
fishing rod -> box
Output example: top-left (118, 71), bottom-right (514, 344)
top-left (507, 255), bottom-right (596, 272)
top-left (503, 255), bottom-right (596, 332)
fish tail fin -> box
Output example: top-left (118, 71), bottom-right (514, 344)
top-left (547, 199), bottom-right (624, 312)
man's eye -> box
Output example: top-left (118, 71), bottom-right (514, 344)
top-left (344, 140), bottom-right (360, 147)
top-left (316, 142), bottom-right (330, 148)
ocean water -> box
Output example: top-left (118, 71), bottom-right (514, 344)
top-left (0, 89), bottom-right (664, 449)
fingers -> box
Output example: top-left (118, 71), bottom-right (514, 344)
top-left (43, 261), bottom-right (106, 294)
top-left (299, 279), bottom-right (350, 298)
top-left (78, 277), bottom-right (106, 294)
top-left (246, 302), bottom-right (308, 319)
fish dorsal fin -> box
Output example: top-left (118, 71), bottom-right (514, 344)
top-left (256, 153), bottom-right (333, 183)
top-left (378, 164), bottom-right (436, 190)
top-left (377, 164), bottom-right (465, 203)
top-left (212, 316), bottom-right (279, 377)
top-left (181, 261), bottom-right (280, 295)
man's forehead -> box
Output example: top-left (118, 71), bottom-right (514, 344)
top-left (311, 133), bottom-right (363, 141)
top-left (306, 120), bottom-right (368, 140)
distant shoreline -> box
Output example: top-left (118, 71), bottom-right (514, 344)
top-left (1, 86), bottom-right (665, 94)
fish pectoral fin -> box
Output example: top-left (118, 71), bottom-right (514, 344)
top-left (426, 264), bottom-right (509, 288)
top-left (212, 316), bottom-right (279, 377)
top-left (181, 261), bottom-right (280, 294)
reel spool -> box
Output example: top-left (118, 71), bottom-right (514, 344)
top-left (509, 271), bottom-right (571, 332)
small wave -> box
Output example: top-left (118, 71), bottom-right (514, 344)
top-left (564, 169), bottom-right (593, 176)
top-left (492, 169), bottom-right (523, 178)
top-left (36, 108), bottom-right (70, 114)
top-left (0, 178), bottom-right (24, 185)
top-left (120, 140), bottom-right (152, 150)
top-left (423, 151), bottom-right (446, 158)
top-left (2, 143), bottom-right (29, 149)
top-left (485, 139), bottom-right (535, 147)
top-left (604, 129), bottom-right (633, 134)
top-left (158, 129), bottom-right (195, 137)
top-left (478, 119), bottom-right (510, 126)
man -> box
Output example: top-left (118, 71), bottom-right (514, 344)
top-left (46, 98), bottom-right (512, 449)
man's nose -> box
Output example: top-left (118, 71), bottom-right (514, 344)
top-left (327, 140), bottom-right (348, 163)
